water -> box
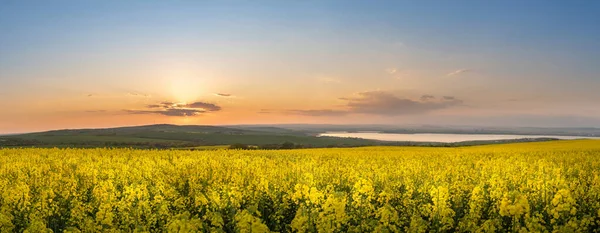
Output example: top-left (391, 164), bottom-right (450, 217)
top-left (318, 132), bottom-right (598, 143)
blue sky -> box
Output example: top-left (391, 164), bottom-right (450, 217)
top-left (1, 1), bottom-right (600, 132)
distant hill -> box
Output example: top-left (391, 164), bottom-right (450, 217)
top-left (0, 124), bottom-right (379, 149)
top-left (229, 124), bottom-right (600, 137)
top-left (1, 124), bottom-right (591, 149)
top-left (32, 124), bottom-right (268, 136)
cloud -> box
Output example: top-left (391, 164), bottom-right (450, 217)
top-left (125, 100), bottom-right (222, 117)
top-left (180, 102), bottom-right (221, 111)
top-left (447, 69), bottom-right (471, 76)
top-left (344, 91), bottom-right (462, 115)
top-left (160, 101), bottom-right (175, 106)
top-left (215, 93), bottom-right (232, 97)
top-left (287, 91), bottom-right (463, 117)
top-left (385, 68), bottom-right (414, 80)
top-left (125, 109), bottom-right (206, 117)
top-left (85, 110), bottom-right (107, 113)
top-left (420, 95), bottom-right (435, 101)
top-left (257, 109), bottom-right (272, 114)
top-left (127, 92), bottom-right (151, 97)
top-left (442, 96), bottom-right (456, 100)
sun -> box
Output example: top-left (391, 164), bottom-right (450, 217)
top-left (161, 62), bottom-right (216, 103)
top-left (168, 75), bottom-right (208, 103)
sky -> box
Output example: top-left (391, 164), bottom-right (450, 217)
top-left (1, 0), bottom-right (600, 133)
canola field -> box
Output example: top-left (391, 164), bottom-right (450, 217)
top-left (1, 140), bottom-right (600, 232)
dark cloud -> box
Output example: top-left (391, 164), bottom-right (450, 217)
top-left (85, 110), bottom-right (107, 113)
top-left (420, 95), bottom-right (435, 101)
top-left (345, 91), bottom-right (462, 115)
top-left (146, 102), bottom-right (177, 109)
top-left (287, 91), bottom-right (463, 117)
top-left (215, 93), bottom-right (232, 97)
top-left (125, 109), bottom-right (206, 117)
top-left (125, 100), bottom-right (222, 117)
top-left (180, 102), bottom-right (221, 111)
top-left (147, 101), bottom-right (222, 111)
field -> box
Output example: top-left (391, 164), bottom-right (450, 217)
top-left (1, 140), bottom-right (600, 232)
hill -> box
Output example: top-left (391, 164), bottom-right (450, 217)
top-left (0, 124), bottom-right (378, 149)
top-left (229, 124), bottom-right (600, 137)
top-left (0, 124), bottom-right (572, 149)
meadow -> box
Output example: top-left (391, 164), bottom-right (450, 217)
top-left (1, 140), bottom-right (599, 232)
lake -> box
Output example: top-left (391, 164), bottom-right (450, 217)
top-left (318, 132), bottom-right (598, 143)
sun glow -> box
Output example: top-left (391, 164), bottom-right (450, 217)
top-left (159, 61), bottom-right (216, 103)
top-left (169, 76), bottom-right (204, 103)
